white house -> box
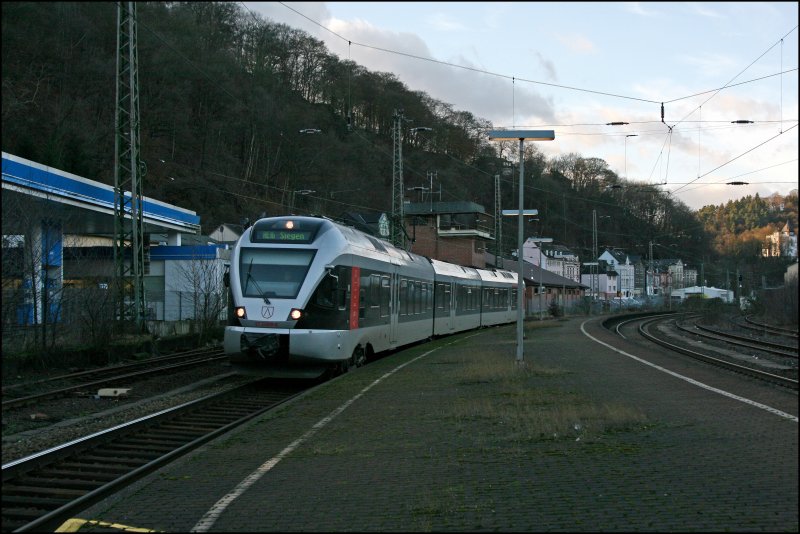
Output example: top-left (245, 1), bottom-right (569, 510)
top-left (599, 249), bottom-right (635, 298)
top-left (648, 258), bottom-right (683, 296)
top-left (209, 223), bottom-right (243, 244)
top-left (147, 243), bottom-right (229, 326)
top-left (581, 260), bottom-right (618, 300)
top-left (762, 221), bottom-right (798, 258)
top-left (542, 243), bottom-right (581, 283)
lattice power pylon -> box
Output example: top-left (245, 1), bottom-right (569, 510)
top-left (494, 174), bottom-right (502, 266)
top-left (113, 1), bottom-right (146, 331)
top-left (391, 109), bottom-right (405, 248)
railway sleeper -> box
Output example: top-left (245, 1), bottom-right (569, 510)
top-left (13, 476), bottom-right (102, 490)
top-left (2, 495), bottom-right (67, 508)
top-left (2, 484), bottom-right (85, 497)
top-left (89, 448), bottom-right (163, 460)
top-left (57, 462), bottom-right (132, 473)
top-left (36, 468), bottom-right (120, 481)
top-left (74, 454), bottom-right (148, 466)
top-left (143, 430), bottom-right (203, 440)
top-left (103, 443), bottom-right (176, 453)
top-left (123, 437), bottom-right (189, 447)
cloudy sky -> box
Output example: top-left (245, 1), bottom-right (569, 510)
top-left (244, 2), bottom-right (798, 210)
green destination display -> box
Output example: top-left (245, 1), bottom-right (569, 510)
top-left (249, 219), bottom-right (323, 244)
top-left (254, 229), bottom-right (313, 242)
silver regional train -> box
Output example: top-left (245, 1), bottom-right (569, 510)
top-left (224, 215), bottom-right (519, 378)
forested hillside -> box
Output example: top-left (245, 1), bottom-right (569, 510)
top-left (2, 2), bottom-right (797, 286)
top-left (697, 193), bottom-right (798, 259)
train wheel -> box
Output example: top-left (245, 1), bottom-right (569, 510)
top-left (351, 346), bottom-right (366, 368)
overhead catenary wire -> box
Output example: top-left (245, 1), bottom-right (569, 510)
top-left (135, 2), bottom-right (796, 231)
top-left (272, 2), bottom-right (796, 198)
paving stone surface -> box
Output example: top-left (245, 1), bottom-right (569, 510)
top-left (75, 316), bottom-right (798, 532)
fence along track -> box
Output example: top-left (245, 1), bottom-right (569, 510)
top-left (2, 379), bottom-right (307, 532)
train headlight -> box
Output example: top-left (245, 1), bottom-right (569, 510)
top-left (289, 308), bottom-right (303, 320)
top-left (235, 306), bottom-right (247, 319)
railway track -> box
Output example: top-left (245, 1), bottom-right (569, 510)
top-left (637, 315), bottom-right (798, 390)
top-left (737, 314), bottom-right (799, 339)
top-left (2, 347), bottom-right (227, 411)
top-left (679, 319), bottom-right (798, 358)
top-left (1, 379), bottom-right (309, 532)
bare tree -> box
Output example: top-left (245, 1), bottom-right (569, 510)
top-left (168, 251), bottom-right (227, 344)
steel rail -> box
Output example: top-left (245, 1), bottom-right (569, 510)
top-left (2, 352), bottom-right (226, 410)
top-left (2, 379), bottom-right (308, 532)
top-left (678, 320), bottom-right (798, 358)
top-left (639, 316), bottom-right (798, 390)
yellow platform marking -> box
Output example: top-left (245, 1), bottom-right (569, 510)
top-left (56, 518), bottom-right (161, 532)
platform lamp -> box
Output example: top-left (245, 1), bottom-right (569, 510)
top-left (488, 129), bottom-right (555, 365)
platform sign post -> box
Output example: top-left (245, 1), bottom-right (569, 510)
top-left (489, 129), bottom-right (555, 365)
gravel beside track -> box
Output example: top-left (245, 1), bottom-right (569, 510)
top-left (2, 362), bottom-right (253, 464)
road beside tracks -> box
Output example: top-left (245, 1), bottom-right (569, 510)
top-left (72, 316), bottom-right (798, 532)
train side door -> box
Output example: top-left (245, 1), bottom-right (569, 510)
top-left (448, 281), bottom-right (456, 332)
top-left (390, 269), bottom-right (399, 345)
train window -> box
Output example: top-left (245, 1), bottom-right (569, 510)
top-left (427, 283), bottom-right (433, 311)
top-left (380, 276), bottom-right (390, 317)
top-left (315, 273), bottom-right (337, 309)
top-left (370, 274), bottom-right (381, 308)
top-left (400, 279), bottom-right (408, 315)
top-left (337, 277), bottom-right (348, 310)
top-left (239, 248), bottom-right (316, 299)
top-left (359, 288), bottom-right (365, 319)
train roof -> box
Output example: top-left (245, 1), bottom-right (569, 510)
top-left (246, 215), bottom-right (430, 267)
top-left (476, 268), bottom-right (517, 283)
top-left (245, 217), bottom-right (518, 282)
top-left (333, 220), bottom-right (431, 266)
top-left (429, 258), bottom-right (481, 281)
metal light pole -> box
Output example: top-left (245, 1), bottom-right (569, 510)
top-left (391, 109), bottom-right (431, 248)
top-left (488, 130), bottom-right (555, 365)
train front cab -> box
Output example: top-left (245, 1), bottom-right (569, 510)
top-left (224, 217), bottom-right (358, 377)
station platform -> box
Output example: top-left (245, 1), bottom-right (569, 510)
top-left (72, 316), bottom-right (797, 532)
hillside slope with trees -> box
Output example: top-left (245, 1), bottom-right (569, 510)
top-left (2, 1), bottom-right (797, 288)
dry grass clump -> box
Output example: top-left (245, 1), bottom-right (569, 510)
top-left (444, 347), bottom-right (648, 444)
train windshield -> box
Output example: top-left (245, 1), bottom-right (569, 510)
top-left (239, 248), bottom-right (316, 299)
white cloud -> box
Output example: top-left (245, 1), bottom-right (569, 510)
top-left (426, 12), bottom-right (469, 32)
top-left (535, 51), bottom-right (558, 82)
top-left (624, 2), bottom-right (661, 17)
top-left (556, 33), bottom-right (597, 54)
top-left (687, 2), bottom-right (725, 19)
top-left (675, 52), bottom-right (738, 79)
